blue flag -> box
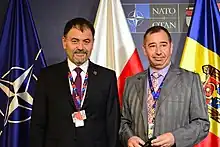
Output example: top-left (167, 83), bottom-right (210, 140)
top-left (0, 0), bottom-right (47, 146)
top-left (180, 0), bottom-right (220, 146)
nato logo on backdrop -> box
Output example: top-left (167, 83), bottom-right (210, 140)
top-left (123, 2), bottom-right (220, 34)
top-left (123, 3), bottom-right (197, 34)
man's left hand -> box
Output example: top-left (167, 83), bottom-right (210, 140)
top-left (151, 132), bottom-right (175, 147)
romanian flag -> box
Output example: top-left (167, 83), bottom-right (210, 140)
top-left (180, 0), bottom-right (220, 146)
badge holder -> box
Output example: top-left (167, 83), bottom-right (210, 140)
top-left (72, 110), bottom-right (86, 127)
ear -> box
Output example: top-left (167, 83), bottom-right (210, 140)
top-left (170, 42), bottom-right (173, 54)
top-left (62, 36), bottom-right (66, 49)
top-left (91, 38), bottom-right (94, 50)
top-left (142, 45), bottom-right (147, 56)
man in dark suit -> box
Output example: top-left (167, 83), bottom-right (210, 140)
top-left (30, 17), bottom-right (120, 147)
top-left (119, 26), bottom-right (210, 147)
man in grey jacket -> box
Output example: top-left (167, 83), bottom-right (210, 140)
top-left (119, 26), bottom-right (209, 147)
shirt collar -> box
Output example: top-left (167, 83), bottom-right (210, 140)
top-left (150, 62), bottom-right (171, 77)
top-left (67, 58), bottom-right (89, 73)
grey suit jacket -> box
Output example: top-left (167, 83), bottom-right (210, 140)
top-left (119, 64), bottom-right (210, 147)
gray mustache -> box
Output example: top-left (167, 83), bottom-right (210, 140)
top-left (73, 49), bottom-right (88, 54)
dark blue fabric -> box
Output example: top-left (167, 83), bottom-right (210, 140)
top-left (0, 0), bottom-right (46, 146)
top-left (188, 0), bottom-right (220, 56)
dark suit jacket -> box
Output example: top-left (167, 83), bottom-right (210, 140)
top-left (119, 64), bottom-right (210, 147)
top-left (30, 60), bottom-right (120, 147)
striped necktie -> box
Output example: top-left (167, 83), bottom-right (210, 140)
top-left (74, 67), bottom-right (82, 97)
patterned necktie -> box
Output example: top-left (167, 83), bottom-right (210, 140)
top-left (147, 72), bottom-right (160, 137)
top-left (74, 67), bottom-right (82, 98)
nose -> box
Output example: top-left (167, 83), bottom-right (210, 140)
top-left (155, 46), bottom-right (162, 54)
top-left (77, 42), bottom-right (84, 49)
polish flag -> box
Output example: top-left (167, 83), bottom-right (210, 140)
top-left (90, 0), bottom-right (144, 106)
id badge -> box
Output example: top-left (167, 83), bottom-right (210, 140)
top-left (72, 110), bottom-right (87, 127)
top-left (75, 119), bottom-right (84, 127)
top-left (148, 123), bottom-right (154, 139)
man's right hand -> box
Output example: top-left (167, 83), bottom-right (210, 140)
top-left (128, 136), bottom-right (145, 147)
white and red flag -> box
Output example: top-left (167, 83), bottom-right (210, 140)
top-left (90, 0), bottom-right (144, 106)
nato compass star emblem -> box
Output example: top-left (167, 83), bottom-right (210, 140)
top-left (127, 9), bottom-right (145, 27)
top-left (0, 49), bottom-right (42, 136)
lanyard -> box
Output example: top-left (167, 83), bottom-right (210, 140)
top-left (68, 71), bottom-right (88, 110)
top-left (148, 69), bottom-right (166, 108)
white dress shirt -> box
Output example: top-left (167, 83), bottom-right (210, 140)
top-left (67, 58), bottom-right (89, 106)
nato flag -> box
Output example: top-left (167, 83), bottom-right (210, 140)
top-left (0, 0), bottom-right (46, 147)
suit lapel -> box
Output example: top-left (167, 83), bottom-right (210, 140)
top-left (134, 70), bottom-right (148, 132)
top-left (155, 64), bottom-right (182, 115)
top-left (63, 60), bottom-right (98, 110)
top-left (135, 73), bottom-right (147, 106)
top-left (81, 61), bottom-right (98, 109)
top-left (133, 65), bottom-right (182, 135)
top-left (58, 60), bottom-right (76, 110)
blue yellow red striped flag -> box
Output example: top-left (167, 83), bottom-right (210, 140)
top-left (180, 0), bottom-right (220, 146)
